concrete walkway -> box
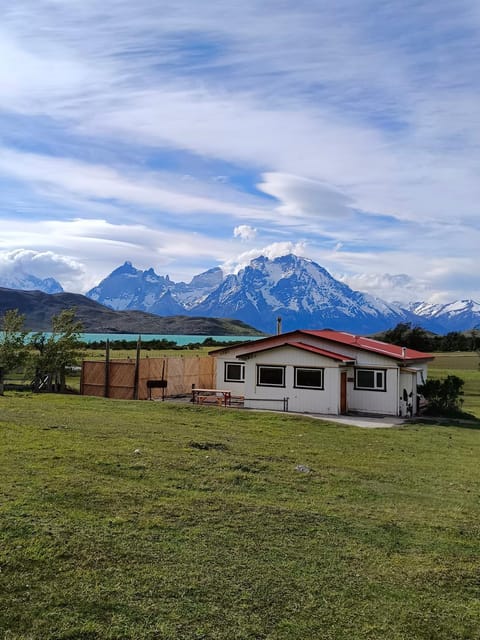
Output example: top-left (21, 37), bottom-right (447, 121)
top-left (306, 413), bottom-right (406, 428)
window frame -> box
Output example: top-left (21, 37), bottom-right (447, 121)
top-left (224, 361), bottom-right (245, 383)
top-left (256, 365), bottom-right (286, 388)
top-left (294, 366), bottom-right (324, 390)
top-left (354, 367), bottom-right (387, 392)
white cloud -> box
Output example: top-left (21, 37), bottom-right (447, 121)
top-left (337, 272), bottom-right (431, 305)
top-left (0, 218), bottom-right (248, 292)
top-left (0, 249), bottom-right (85, 290)
top-left (233, 225), bottom-right (257, 241)
top-left (222, 241), bottom-right (308, 275)
top-left (0, 1), bottom-right (479, 303)
top-left (0, 147), bottom-right (266, 218)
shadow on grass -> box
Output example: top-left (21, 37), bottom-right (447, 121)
top-left (410, 411), bottom-right (480, 430)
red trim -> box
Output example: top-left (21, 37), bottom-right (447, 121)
top-left (210, 329), bottom-right (433, 363)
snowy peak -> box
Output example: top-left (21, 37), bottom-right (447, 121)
top-left (188, 267), bottom-right (223, 290)
top-left (82, 253), bottom-right (479, 334)
top-left (0, 272), bottom-right (63, 294)
top-left (408, 299), bottom-right (480, 331)
top-left (194, 254), bottom-right (411, 333)
top-left (86, 263), bottom-right (171, 311)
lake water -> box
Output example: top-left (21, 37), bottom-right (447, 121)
top-left (77, 333), bottom-right (259, 345)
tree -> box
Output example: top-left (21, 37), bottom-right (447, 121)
top-left (0, 309), bottom-right (28, 395)
top-left (418, 375), bottom-right (464, 415)
top-left (33, 308), bottom-right (84, 392)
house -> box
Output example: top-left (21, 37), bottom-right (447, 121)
top-left (210, 329), bottom-right (434, 417)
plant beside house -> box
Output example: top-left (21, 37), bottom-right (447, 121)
top-left (418, 375), bottom-right (465, 416)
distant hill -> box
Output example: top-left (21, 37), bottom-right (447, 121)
top-left (0, 288), bottom-right (263, 335)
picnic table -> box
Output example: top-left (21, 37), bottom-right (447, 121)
top-left (192, 388), bottom-right (232, 407)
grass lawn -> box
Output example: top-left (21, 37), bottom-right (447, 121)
top-left (429, 352), bottom-right (480, 418)
top-left (1, 394), bottom-right (479, 639)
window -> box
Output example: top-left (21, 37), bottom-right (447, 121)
top-left (355, 368), bottom-right (386, 391)
top-left (224, 362), bottom-right (245, 382)
top-left (294, 367), bottom-right (324, 389)
top-left (257, 365), bottom-right (285, 387)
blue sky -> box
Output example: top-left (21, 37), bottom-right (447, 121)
top-left (1, 0), bottom-right (479, 303)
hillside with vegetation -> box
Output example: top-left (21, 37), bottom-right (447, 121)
top-left (373, 323), bottom-right (480, 352)
top-left (0, 288), bottom-right (263, 335)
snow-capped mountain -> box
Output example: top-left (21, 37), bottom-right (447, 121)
top-left (0, 272), bottom-right (63, 294)
top-left (173, 267), bottom-right (224, 308)
top-left (86, 261), bottom-right (222, 315)
top-left (87, 261), bottom-right (175, 313)
top-left (83, 254), bottom-right (479, 334)
top-left (408, 300), bottom-right (480, 332)
top-left (193, 254), bottom-right (414, 333)
top-left (86, 254), bottom-right (417, 333)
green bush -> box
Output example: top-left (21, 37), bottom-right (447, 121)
top-left (418, 375), bottom-right (464, 415)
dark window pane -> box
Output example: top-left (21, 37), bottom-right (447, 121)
top-left (357, 370), bottom-right (375, 388)
top-left (226, 363), bottom-right (243, 381)
top-left (376, 371), bottom-right (384, 388)
top-left (258, 366), bottom-right (284, 386)
top-left (296, 368), bottom-right (323, 388)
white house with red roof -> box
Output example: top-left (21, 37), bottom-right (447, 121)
top-left (210, 330), bottom-right (434, 417)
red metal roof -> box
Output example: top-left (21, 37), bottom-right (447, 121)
top-left (210, 329), bottom-right (433, 362)
top-left (286, 341), bottom-right (355, 361)
top-left (300, 330), bottom-right (433, 361)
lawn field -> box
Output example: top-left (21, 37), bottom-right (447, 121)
top-left (429, 352), bottom-right (480, 418)
top-left (1, 394), bottom-right (479, 639)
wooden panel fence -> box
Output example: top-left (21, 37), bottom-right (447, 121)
top-left (81, 356), bottom-right (215, 400)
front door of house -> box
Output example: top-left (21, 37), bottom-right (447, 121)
top-left (340, 371), bottom-right (347, 414)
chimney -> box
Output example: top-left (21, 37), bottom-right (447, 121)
top-left (276, 316), bottom-right (282, 335)
top-left (402, 346), bottom-right (406, 359)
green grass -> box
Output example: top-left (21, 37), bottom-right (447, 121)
top-left (1, 394), bottom-right (480, 639)
top-left (429, 352), bottom-right (480, 418)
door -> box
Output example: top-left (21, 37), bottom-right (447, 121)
top-left (340, 371), bottom-right (347, 414)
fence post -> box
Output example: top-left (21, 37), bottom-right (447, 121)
top-left (104, 339), bottom-right (110, 398)
top-left (133, 336), bottom-right (141, 400)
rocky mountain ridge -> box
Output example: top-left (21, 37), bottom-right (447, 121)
top-left (3, 254), bottom-right (479, 334)
top-left (84, 254), bottom-right (479, 334)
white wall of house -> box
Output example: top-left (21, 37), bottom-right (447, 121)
top-left (346, 366), bottom-right (399, 415)
top-left (241, 346), bottom-right (343, 414)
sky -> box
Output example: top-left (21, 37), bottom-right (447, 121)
top-left (1, 0), bottom-right (479, 304)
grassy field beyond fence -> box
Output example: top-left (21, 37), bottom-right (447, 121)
top-left (429, 352), bottom-right (480, 418)
top-left (1, 393), bottom-right (479, 639)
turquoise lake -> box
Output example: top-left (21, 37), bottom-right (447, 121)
top-left (77, 334), bottom-right (259, 345)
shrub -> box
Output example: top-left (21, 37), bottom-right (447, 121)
top-left (418, 375), bottom-right (464, 415)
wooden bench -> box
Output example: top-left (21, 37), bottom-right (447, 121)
top-left (198, 395), bottom-right (223, 406)
top-left (192, 388), bottom-right (232, 407)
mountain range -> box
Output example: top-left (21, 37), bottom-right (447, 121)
top-left (1, 254), bottom-right (479, 334)
top-left (85, 254), bottom-right (479, 334)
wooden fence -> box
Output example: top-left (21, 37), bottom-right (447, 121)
top-left (81, 356), bottom-right (215, 400)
